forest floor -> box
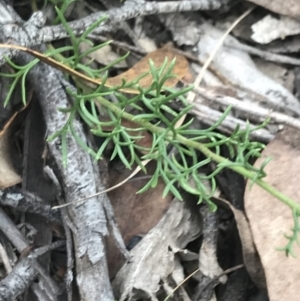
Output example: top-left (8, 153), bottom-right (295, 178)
top-left (0, 0), bottom-right (299, 300)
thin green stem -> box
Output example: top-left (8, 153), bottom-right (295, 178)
top-left (96, 95), bottom-right (300, 213)
top-left (178, 136), bottom-right (300, 212)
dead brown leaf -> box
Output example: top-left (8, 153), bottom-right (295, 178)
top-left (108, 162), bottom-right (172, 244)
top-left (244, 126), bottom-right (300, 301)
top-left (106, 47), bottom-right (189, 91)
top-left (106, 161), bottom-right (173, 278)
top-left (247, 0), bottom-right (300, 19)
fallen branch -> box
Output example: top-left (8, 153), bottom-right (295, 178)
top-left (0, 241), bottom-right (64, 300)
top-left (0, 189), bottom-right (61, 224)
top-left (0, 207), bottom-right (61, 300)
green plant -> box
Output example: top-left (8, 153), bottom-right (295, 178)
top-left (1, 8), bottom-right (300, 255)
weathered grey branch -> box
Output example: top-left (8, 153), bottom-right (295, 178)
top-left (191, 102), bottom-right (274, 142)
top-left (224, 39), bottom-right (300, 66)
top-left (0, 208), bottom-right (61, 300)
top-left (20, 52), bottom-right (115, 300)
top-left (98, 0), bottom-right (140, 46)
top-left (0, 10), bottom-right (46, 65)
top-left (193, 206), bottom-right (223, 301)
top-left (194, 87), bottom-right (300, 130)
top-left (44, 166), bottom-right (74, 301)
top-left (40, 0), bottom-right (238, 42)
top-left (0, 0), bottom-right (238, 66)
top-left (171, 99), bottom-right (274, 142)
top-left (0, 241), bottom-right (64, 301)
top-left (0, 189), bottom-right (61, 224)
